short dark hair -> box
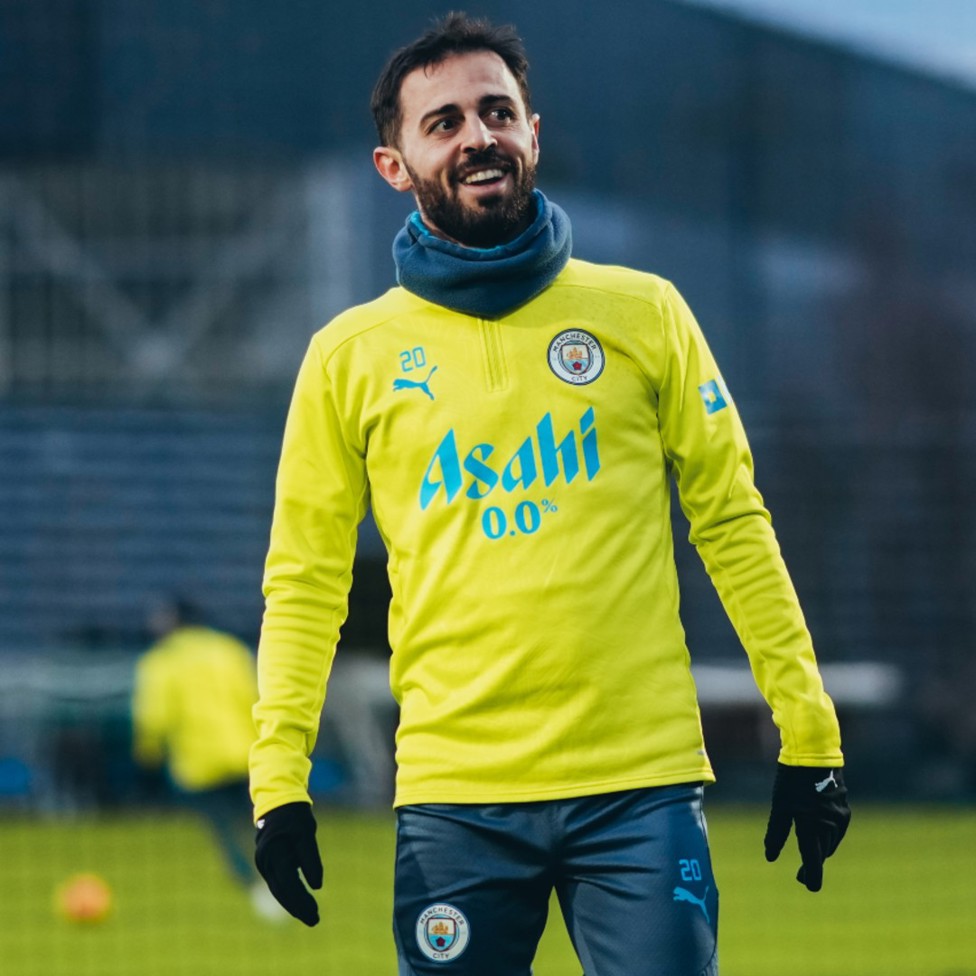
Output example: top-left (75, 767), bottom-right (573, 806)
top-left (370, 11), bottom-right (532, 148)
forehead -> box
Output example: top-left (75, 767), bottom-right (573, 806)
top-left (399, 50), bottom-right (523, 125)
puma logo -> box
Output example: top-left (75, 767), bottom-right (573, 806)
top-left (393, 366), bottom-right (438, 401)
top-left (673, 886), bottom-right (710, 923)
top-left (815, 771), bottom-right (838, 793)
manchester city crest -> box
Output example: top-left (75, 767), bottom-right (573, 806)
top-left (416, 903), bottom-right (471, 962)
top-left (547, 328), bottom-right (605, 385)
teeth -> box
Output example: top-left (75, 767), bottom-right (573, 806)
top-left (463, 169), bottom-right (504, 185)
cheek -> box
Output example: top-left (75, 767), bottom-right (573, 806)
top-left (417, 152), bottom-right (455, 185)
top-left (506, 133), bottom-right (537, 166)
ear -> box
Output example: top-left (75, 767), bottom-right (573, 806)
top-left (530, 113), bottom-right (541, 166)
top-left (373, 146), bottom-right (413, 193)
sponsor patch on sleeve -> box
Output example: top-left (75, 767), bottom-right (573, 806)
top-left (698, 378), bottom-right (729, 414)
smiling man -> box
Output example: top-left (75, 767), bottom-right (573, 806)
top-left (373, 45), bottom-right (539, 247)
top-left (248, 13), bottom-right (851, 975)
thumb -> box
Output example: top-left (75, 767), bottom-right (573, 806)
top-left (296, 831), bottom-right (323, 890)
top-left (764, 808), bottom-right (792, 862)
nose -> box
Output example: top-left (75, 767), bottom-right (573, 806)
top-left (460, 114), bottom-right (497, 154)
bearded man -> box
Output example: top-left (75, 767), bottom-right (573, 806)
top-left (248, 13), bottom-right (850, 976)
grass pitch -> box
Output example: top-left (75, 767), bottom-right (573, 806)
top-left (0, 805), bottom-right (973, 975)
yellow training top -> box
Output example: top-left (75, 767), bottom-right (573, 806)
top-left (132, 625), bottom-right (258, 792)
top-left (249, 259), bottom-right (842, 818)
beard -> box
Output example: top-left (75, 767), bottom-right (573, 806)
top-left (405, 148), bottom-right (537, 248)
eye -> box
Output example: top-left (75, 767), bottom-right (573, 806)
top-left (428, 117), bottom-right (458, 135)
top-left (488, 107), bottom-right (516, 123)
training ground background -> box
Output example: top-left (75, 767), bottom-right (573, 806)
top-left (1, 0), bottom-right (975, 970)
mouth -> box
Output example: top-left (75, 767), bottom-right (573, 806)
top-left (457, 167), bottom-right (509, 188)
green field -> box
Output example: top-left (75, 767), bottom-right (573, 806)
top-left (1, 805), bottom-right (974, 975)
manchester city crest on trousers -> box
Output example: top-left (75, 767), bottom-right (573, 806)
top-left (547, 328), bottom-right (605, 385)
top-left (416, 903), bottom-right (471, 962)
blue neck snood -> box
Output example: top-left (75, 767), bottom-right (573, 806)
top-left (392, 190), bottom-right (573, 318)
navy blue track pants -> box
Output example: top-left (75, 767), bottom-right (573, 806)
top-left (393, 783), bottom-right (719, 975)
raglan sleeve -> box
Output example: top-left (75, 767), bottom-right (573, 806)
top-left (656, 284), bottom-right (843, 766)
top-left (249, 335), bottom-right (370, 819)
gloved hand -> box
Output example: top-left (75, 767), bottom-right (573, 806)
top-left (255, 801), bottom-right (323, 925)
top-left (764, 763), bottom-right (851, 892)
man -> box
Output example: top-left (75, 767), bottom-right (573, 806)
top-left (249, 13), bottom-right (850, 974)
top-left (132, 597), bottom-right (283, 920)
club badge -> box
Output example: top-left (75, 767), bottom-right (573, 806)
top-left (416, 903), bottom-right (470, 962)
top-left (547, 329), bottom-right (605, 385)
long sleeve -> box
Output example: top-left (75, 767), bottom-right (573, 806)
top-left (657, 285), bottom-right (842, 765)
top-left (249, 337), bottom-right (370, 819)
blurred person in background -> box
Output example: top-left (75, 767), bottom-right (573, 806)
top-left (248, 12), bottom-right (850, 973)
top-left (132, 595), bottom-right (283, 920)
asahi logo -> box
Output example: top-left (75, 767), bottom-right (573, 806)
top-left (419, 407), bottom-right (601, 510)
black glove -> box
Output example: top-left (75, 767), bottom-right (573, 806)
top-left (255, 802), bottom-right (323, 925)
top-left (764, 763), bottom-right (850, 892)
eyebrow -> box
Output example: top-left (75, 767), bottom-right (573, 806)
top-left (417, 93), bottom-right (517, 131)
